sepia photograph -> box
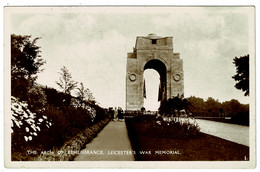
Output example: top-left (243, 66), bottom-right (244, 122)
top-left (4, 6), bottom-right (255, 168)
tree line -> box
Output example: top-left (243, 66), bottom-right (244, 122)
top-left (186, 96), bottom-right (249, 117)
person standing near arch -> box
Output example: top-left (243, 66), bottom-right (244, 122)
top-left (118, 107), bottom-right (123, 121)
top-left (114, 107), bottom-right (118, 121)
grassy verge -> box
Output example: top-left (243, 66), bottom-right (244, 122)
top-left (125, 117), bottom-right (249, 161)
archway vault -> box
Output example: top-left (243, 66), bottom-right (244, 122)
top-left (144, 59), bottom-right (167, 103)
top-left (126, 34), bottom-right (184, 110)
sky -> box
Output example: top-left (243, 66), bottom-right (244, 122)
top-left (7, 7), bottom-right (254, 110)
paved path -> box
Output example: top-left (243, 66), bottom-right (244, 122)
top-left (196, 119), bottom-right (249, 146)
top-left (74, 121), bottom-right (135, 161)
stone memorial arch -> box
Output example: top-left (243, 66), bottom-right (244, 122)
top-left (126, 34), bottom-right (184, 110)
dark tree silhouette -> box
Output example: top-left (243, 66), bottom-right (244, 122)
top-left (76, 82), bottom-right (96, 107)
top-left (205, 97), bottom-right (221, 117)
top-left (186, 95), bottom-right (249, 118)
top-left (159, 95), bottom-right (191, 119)
top-left (11, 34), bottom-right (45, 100)
top-left (219, 108), bottom-right (224, 119)
top-left (232, 54), bottom-right (249, 96)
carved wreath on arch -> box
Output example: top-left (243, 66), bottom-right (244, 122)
top-left (129, 73), bottom-right (137, 82)
top-left (173, 73), bottom-right (181, 82)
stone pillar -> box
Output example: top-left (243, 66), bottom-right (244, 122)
top-left (171, 53), bottom-right (184, 97)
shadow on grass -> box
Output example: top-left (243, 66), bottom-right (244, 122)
top-left (125, 116), bottom-right (249, 161)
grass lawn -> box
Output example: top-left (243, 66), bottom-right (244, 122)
top-left (125, 117), bottom-right (249, 161)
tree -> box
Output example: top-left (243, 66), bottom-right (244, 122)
top-left (232, 54), bottom-right (249, 96)
top-left (159, 95), bottom-right (191, 119)
top-left (56, 66), bottom-right (78, 95)
top-left (226, 99), bottom-right (242, 116)
top-left (76, 82), bottom-right (96, 107)
top-left (187, 96), bottom-right (205, 116)
top-left (11, 34), bottom-right (45, 100)
top-left (219, 108), bottom-right (224, 119)
top-left (205, 97), bottom-right (221, 117)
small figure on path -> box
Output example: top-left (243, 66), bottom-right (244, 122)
top-left (141, 107), bottom-right (146, 115)
top-left (109, 107), bottom-right (114, 120)
top-left (114, 107), bottom-right (118, 121)
top-left (118, 107), bottom-right (124, 121)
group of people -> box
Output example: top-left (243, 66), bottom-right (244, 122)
top-left (108, 107), bottom-right (124, 121)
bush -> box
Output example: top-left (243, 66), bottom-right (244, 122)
top-left (159, 96), bottom-right (191, 117)
top-left (26, 86), bottom-right (47, 112)
top-left (40, 105), bottom-right (94, 147)
top-left (92, 104), bottom-right (106, 123)
top-left (132, 115), bottom-right (201, 139)
top-left (43, 87), bottom-right (72, 107)
top-left (231, 111), bottom-right (249, 126)
top-left (11, 92), bottom-right (108, 161)
top-left (11, 84), bottom-right (108, 161)
top-left (34, 117), bottom-right (111, 161)
top-left (132, 115), bottom-right (157, 123)
top-left (11, 96), bottom-right (53, 153)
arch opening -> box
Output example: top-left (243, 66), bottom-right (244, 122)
top-left (143, 69), bottom-right (160, 111)
top-left (143, 59), bottom-right (167, 110)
